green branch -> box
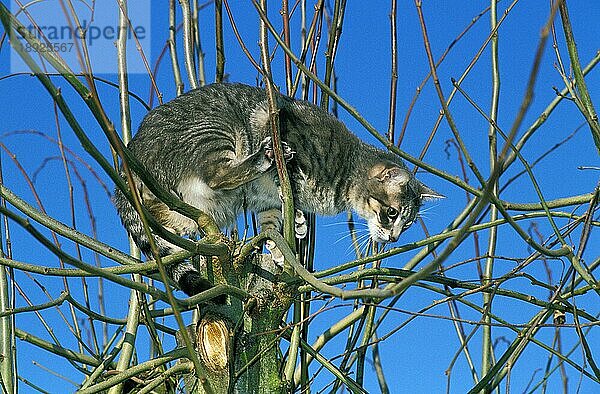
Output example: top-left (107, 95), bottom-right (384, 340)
top-left (558, 1), bottom-right (600, 154)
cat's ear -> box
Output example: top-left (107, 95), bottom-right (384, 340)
top-left (369, 162), bottom-right (410, 186)
top-left (418, 182), bottom-right (445, 201)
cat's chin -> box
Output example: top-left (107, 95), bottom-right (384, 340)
top-left (369, 232), bottom-right (395, 244)
top-left (371, 237), bottom-right (389, 244)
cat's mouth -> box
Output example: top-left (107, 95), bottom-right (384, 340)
top-left (372, 234), bottom-right (397, 243)
top-left (370, 233), bottom-right (398, 244)
top-left (368, 223), bottom-right (400, 243)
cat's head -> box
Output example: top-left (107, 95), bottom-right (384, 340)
top-left (353, 161), bottom-right (443, 244)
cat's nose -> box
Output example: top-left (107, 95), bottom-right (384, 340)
top-left (389, 235), bottom-right (398, 242)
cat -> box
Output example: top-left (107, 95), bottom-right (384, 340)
top-left (114, 83), bottom-right (442, 298)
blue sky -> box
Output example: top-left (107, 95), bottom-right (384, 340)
top-left (1, 1), bottom-right (599, 392)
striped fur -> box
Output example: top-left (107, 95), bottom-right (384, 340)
top-left (114, 83), bottom-right (441, 299)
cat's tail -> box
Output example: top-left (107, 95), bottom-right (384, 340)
top-left (113, 185), bottom-right (222, 301)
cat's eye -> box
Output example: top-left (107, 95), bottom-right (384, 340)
top-left (386, 207), bottom-right (399, 219)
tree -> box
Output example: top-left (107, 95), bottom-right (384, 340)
top-left (0, 1), bottom-right (598, 393)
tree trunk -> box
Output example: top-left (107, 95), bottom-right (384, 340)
top-left (178, 253), bottom-right (294, 393)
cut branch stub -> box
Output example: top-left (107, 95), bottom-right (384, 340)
top-left (196, 315), bottom-right (230, 373)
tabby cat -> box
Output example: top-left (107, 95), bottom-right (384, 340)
top-left (114, 83), bottom-right (441, 297)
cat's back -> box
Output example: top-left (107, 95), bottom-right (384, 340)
top-left (133, 83), bottom-right (266, 142)
top-left (126, 84), bottom-right (268, 180)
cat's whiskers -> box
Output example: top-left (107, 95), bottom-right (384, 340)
top-left (339, 230), bottom-right (370, 249)
top-left (417, 211), bottom-right (438, 222)
top-left (344, 232), bottom-right (371, 258)
top-left (418, 205), bottom-right (439, 216)
top-left (357, 235), bottom-right (374, 258)
top-left (419, 204), bottom-right (436, 212)
top-left (334, 228), bottom-right (369, 245)
top-left (416, 204), bottom-right (439, 222)
top-left (323, 221), bottom-right (369, 228)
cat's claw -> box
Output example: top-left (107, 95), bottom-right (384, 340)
top-left (262, 136), bottom-right (295, 163)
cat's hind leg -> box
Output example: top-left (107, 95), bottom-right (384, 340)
top-left (114, 180), bottom-right (225, 302)
top-left (257, 209), bottom-right (285, 265)
top-left (258, 208), bottom-right (308, 265)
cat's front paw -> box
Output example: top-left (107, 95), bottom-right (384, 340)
top-left (295, 210), bottom-right (308, 239)
top-left (281, 142), bottom-right (295, 161)
top-left (262, 136), bottom-right (295, 163)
